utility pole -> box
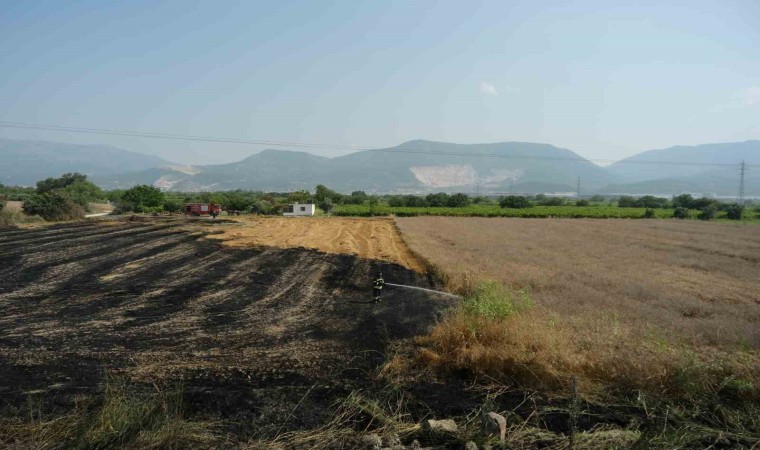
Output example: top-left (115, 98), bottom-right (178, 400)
top-left (738, 160), bottom-right (746, 203)
top-left (577, 177), bottom-right (581, 197)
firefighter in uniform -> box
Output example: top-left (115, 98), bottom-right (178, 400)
top-left (372, 272), bottom-right (385, 303)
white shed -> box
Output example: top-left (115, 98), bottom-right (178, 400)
top-left (283, 203), bottom-right (315, 216)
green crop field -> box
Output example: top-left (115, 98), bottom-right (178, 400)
top-left (333, 204), bottom-right (760, 220)
top-left (334, 204), bottom-right (679, 218)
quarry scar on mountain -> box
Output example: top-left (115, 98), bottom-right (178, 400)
top-left (410, 164), bottom-right (524, 188)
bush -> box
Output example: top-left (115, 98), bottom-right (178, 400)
top-left (445, 193), bottom-right (470, 208)
top-left (22, 192), bottom-right (84, 221)
top-left (120, 185), bottom-right (165, 212)
top-left (698, 205), bottom-right (717, 220)
top-left (636, 195), bottom-right (670, 209)
top-left (673, 194), bottom-right (695, 209)
top-left (618, 196), bottom-right (637, 208)
top-left (163, 198), bottom-right (183, 214)
top-left (725, 204), bottom-right (744, 220)
top-left (673, 207), bottom-right (690, 219)
top-left (691, 197), bottom-right (717, 210)
top-left (575, 199), bottom-right (590, 207)
top-left (425, 192), bottom-right (450, 207)
top-left (538, 196), bottom-right (566, 206)
top-left (644, 208), bottom-right (656, 218)
top-left (499, 195), bottom-right (531, 209)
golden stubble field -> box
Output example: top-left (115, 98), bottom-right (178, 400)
top-left (209, 216), bottom-right (425, 272)
top-left (397, 217), bottom-right (760, 348)
top-left (396, 217), bottom-right (760, 396)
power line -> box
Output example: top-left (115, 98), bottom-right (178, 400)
top-left (1, 120), bottom-right (757, 168)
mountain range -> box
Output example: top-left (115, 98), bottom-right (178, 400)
top-left (1, 138), bottom-right (758, 196)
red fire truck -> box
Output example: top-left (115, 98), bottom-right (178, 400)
top-left (184, 203), bottom-right (222, 217)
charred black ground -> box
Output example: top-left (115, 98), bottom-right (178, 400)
top-left (0, 219), bottom-right (454, 438)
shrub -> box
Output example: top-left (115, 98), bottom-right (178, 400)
top-left (673, 194), bottom-right (695, 209)
top-left (499, 195), bottom-right (531, 209)
top-left (575, 199), bottom-right (590, 207)
top-left (163, 198), bottom-right (183, 214)
top-left (673, 207), bottom-right (690, 219)
top-left (725, 204), bottom-right (744, 220)
top-left (698, 205), bottom-right (717, 220)
top-left (691, 197), bottom-right (717, 210)
top-left (445, 193), bottom-right (470, 208)
top-left (121, 185), bottom-right (165, 212)
top-left (425, 192), bottom-right (449, 207)
top-left (22, 192), bottom-right (84, 221)
top-left (644, 208), bottom-right (656, 218)
top-left (618, 196), bottom-right (637, 207)
top-left (36, 172), bottom-right (88, 193)
top-left (538, 196), bottom-right (565, 206)
top-left (636, 195), bottom-right (670, 209)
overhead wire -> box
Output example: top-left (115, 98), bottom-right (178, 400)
top-left (1, 120), bottom-right (757, 168)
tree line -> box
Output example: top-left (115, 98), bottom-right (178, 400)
top-left (2, 176), bottom-right (758, 222)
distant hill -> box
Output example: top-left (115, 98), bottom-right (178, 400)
top-left (601, 141), bottom-right (760, 196)
top-left (0, 138), bottom-right (170, 186)
top-left (96, 140), bottom-right (611, 193)
top-left (7, 137), bottom-right (758, 196)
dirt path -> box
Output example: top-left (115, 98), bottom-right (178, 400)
top-left (208, 216), bottom-right (426, 272)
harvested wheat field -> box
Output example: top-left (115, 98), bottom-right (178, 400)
top-left (398, 217), bottom-right (760, 348)
top-left (210, 216), bottom-right (425, 272)
top-left (397, 217), bottom-right (760, 414)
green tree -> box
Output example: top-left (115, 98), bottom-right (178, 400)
top-left (539, 196), bottom-right (566, 206)
top-left (698, 204), bottom-right (717, 220)
top-left (673, 207), bottom-right (690, 219)
top-left (499, 196), bottom-right (531, 209)
top-left (446, 193), bottom-right (470, 207)
top-left (163, 197), bottom-right (183, 214)
top-left (575, 199), bottom-right (590, 207)
top-left (287, 190), bottom-right (312, 204)
top-left (617, 196), bottom-right (637, 208)
top-left (320, 197), bottom-right (335, 215)
top-left (672, 194), bottom-right (695, 209)
top-left (120, 185), bottom-right (165, 213)
top-left (643, 208), bottom-right (656, 218)
top-left (425, 192), bottom-right (449, 207)
top-left (405, 195), bottom-right (428, 207)
top-left (224, 192), bottom-right (252, 211)
top-left (59, 180), bottom-right (104, 208)
top-left (36, 173), bottom-right (88, 193)
top-left (23, 191), bottom-right (84, 221)
top-left (725, 204), bottom-right (744, 220)
top-left (635, 196), bottom-right (670, 209)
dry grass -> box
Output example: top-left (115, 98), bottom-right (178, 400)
top-left (397, 217), bottom-right (760, 400)
top-left (0, 208), bottom-right (45, 226)
top-left (0, 377), bottom-right (216, 449)
top-left (208, 216), bottom-right (426, 271)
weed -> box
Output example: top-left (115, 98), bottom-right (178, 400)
top-left (0, 376), bottom-right (216, 449)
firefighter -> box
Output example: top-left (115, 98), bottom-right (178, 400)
top-left (372, 271), bottom-right (385, 303)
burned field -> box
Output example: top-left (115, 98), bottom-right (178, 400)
top-left (0, 219), bottom-right (452, 442)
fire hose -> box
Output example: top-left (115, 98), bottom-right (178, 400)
top-left (383, 283), bottom-right (462, 299)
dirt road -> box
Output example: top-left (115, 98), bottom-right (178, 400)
top-left (210, 216), bottom-right (426, 272)
top-left (0, 219), bottom-right (450, 438)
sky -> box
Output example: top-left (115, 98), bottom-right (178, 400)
top-left (1, 0), bottom-right (759, 165)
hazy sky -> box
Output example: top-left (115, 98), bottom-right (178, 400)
top-left (1, 0), bottom-right (759, 165)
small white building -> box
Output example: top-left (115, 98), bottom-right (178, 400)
top-left (283, 203), bottom-right (315, 216)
